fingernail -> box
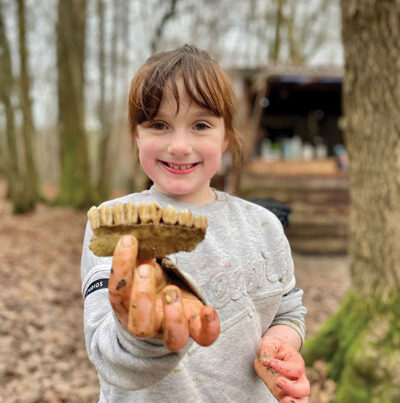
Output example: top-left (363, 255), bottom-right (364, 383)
top-left (121, 235), bottom-right (132, 247)
top-left (165, 289), bottom-right (178, 304)
top-left (206, 310), bottom-right (216, 322)
top-left (261, 352), bottom-right (271, 364)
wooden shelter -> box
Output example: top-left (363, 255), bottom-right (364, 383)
top-left (227, 65), bottom-right (349, 254)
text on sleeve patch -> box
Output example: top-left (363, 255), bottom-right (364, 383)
top-left (84, 278), bottom-right (109, 299)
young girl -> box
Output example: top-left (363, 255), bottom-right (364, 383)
top-left (81, 45), bottom-right (310, 402)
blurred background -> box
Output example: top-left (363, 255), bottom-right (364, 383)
top-left (0, 0), bottom-right (350, 402)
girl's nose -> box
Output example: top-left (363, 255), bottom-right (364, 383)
top-left (167, 131), bottom-right (192, 155)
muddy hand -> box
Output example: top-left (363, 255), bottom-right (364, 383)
top-left (254, 335), bottom-right (310, 402)
top-left (109, 235), bottom-right (220, 351)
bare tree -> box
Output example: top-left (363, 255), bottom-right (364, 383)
top-left (270, 0), bottom-right (285, 62)
top-left (150, 0), bottom-right (180, 53)
top-left (17, 0), bottom-right (40, 200)
top-left (0, 0), bottom-right (35, 213)
top-left (96, 0), bottom-right (111, 201)
top-left (285, 1), bottom-right (304, 64)
top-left (56, 0), bottom-right (92, 207)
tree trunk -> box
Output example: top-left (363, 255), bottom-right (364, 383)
top-left (285, 2), bottom-right (304, 65)
top-left (56, 0), bottom-right (91, 208)
top-left (150, 0), bottom-right (179, 53)
top-left (96, 0), bottom-right (111, 201)
top-left (303, 2), bottom-right (400, 401)
top-left (17, 0), bottom-right (40, 201)
top-left (0, 0), bottom-right (34, 213)
top-left (270, 0), bottom-right (285, 62)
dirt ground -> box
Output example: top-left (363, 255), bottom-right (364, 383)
top-left (0, 197), bottom-right (351, 403)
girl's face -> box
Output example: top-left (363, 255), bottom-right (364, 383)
top-left (135, 78), bottom-right (228, 206)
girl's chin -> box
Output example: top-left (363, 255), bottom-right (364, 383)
top-left (157, 184), bottom-right (194, 196)
top-left (155, 181), bottom-right (212, 200)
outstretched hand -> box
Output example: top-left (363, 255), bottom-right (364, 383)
top-left (254, 335), bottom-right (310, 403)
top-left (108, 235), bottom-right (220, 351)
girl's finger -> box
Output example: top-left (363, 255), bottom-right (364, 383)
top-left (259, 343), bottom-right (280, 367)
top-left (269, 355), bottom-right (305, 379)
top-left (253, 358), bottom-right (286, 401)
top-left (109, 235), bottom-right (138, 325)
top-left (153, 262), bottom-right (169, 291)
top-left (128, 263), bottom-right (157, 338)
top-left (277, 374), bottom-right (310, 399)
top-left (189, 306), bottom-right (220, 346)
top-left (162, 285), bottom-right (189, 351)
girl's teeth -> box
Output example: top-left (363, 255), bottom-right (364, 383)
top-left (168, 163), bottom-right (194, 170)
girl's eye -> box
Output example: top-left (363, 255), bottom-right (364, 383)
top-left (151, 121), bottom-right (168, 130)
top-left (194, 122), bottom-right (211, 131)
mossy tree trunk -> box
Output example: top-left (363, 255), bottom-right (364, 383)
top-left (56, 0), bottom-right (92, 208)
top-left (303, 2), bottom-right (400, 402)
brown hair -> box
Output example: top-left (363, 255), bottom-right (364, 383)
top-left (128, 44), bottom-right (243, 169)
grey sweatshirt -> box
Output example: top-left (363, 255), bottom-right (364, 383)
top-left (81, 186), bottom-right (306, 402)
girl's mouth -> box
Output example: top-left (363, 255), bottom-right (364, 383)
top-left (159, 160), bottom-right (199, 174)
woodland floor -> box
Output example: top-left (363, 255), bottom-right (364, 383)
top-left (0, 186), bottom-right (350, 403)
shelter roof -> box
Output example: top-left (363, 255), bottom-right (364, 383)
top-left (227, 64), bottom-right (343, 92)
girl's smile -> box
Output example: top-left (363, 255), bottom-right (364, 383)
top-left (158, 160), bottom-right (200, 175)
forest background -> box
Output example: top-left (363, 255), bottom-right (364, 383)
top-left (0, 0), bottom-right (342, 210)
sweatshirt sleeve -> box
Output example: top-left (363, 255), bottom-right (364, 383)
top-left (270, 286), bottom-right (307, 344)
top-left (80, 222), bottom-right (191, 390)
top-left (266, 214), bottom-right (307, 344)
